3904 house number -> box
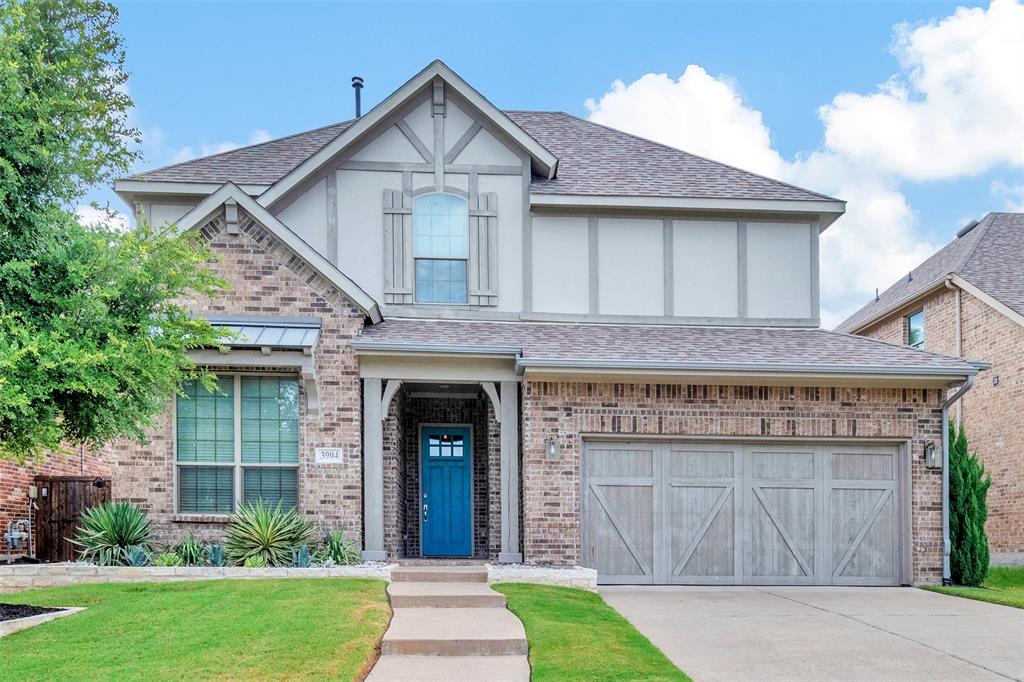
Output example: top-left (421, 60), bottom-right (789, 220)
top-left (315, 448), bottom-right (344, 464)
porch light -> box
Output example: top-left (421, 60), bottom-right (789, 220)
top-left (545, 439), bottom-right (561, 462)
top-left (924, 441), bottom-right (940, 469)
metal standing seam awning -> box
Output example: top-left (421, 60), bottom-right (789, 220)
top-left (191, 315), bottom-right (323, 414)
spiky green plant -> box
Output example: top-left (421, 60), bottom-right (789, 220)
top-left (243, 554), bottom-right (267, 568)
top-left (316, 530), bottom-right (362, 566)
top-left (121, 545), bottom-right (151, 567)
top-left (224, 501), bottom-right (312, 567)
top-left (70, 502), bottom-right (153, 566)
top-left (291, 543), bottom-right (311, 568)
top-left (205, 543), bottom-right (226, 567)
top-left (173, 532), bottom-right (205, 566)
top-left (153, 551), bottom-right (184, 567)
top-left (950, 419), bottom-right (991, 586)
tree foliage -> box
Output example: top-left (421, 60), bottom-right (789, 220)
top-left (949, 419), bottom-right (991, 586)
top-left (0, 0), bottom-right (225, 461)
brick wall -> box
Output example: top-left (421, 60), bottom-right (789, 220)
top-left (1, 449), bottom-right (110, 560)
top-left (858, 287), bottom-right (1024, 554)
top-left (107, 208), bottom-right (367, 546)
top-left (520, 381), bottom-right (944, 583)
top-left (382, 390), bottom-right (501, 559)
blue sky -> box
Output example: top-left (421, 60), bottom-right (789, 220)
top-left (95, 0), bottom-right (1024, 326)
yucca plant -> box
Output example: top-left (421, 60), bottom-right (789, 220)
top-left (317, 529), bottom-right (362, 566)
top-left (224, 501), bottom-right (312, 567)
top-left (173, 532), bottom-right (206, 566)
top-left (71, 502), bottom-right (153, 566)
top-left (206, 543), bottom-right (226, 567)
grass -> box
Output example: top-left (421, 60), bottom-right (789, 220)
top-left (922, 566), bottom-right (1024, 609)
top-left (495, 583), bottom-right (689, 682)
top-left (0, 578), bottom-right (390, 681)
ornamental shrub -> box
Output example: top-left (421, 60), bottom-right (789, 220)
top-left (949, 419), bottom-right (991, 586)
top-left (224, 501), bottom-right (312, 567)
top-left (71, 501), bottom-right (153, 566)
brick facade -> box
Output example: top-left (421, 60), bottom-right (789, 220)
top-left (520, 381), bottom-right (945, 583)
top-left (860, 287), bottom-right (1024, 555)
top-left (1, 449), bottom-right (110, 560)
top-left (383, 388), bottom-right (502, 559)
top-left (107, 208), bottom-right (367, 546)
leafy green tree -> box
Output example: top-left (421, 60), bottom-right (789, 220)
top-left (949, 419), bottom-right (991, 586)
top-left (0, 0), bottom-right (225, 461)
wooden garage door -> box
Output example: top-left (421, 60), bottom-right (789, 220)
top-left (582, 441), bottom-right (907, 586)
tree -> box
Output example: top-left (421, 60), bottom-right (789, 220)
top-left (0, 0), bottom-right (225, 461)
top-left (949, 419), bottom-right (991, 586)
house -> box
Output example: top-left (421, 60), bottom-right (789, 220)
top-left (837, 212), bottom-right (1024, 566)
top-left (109, 61), bottom-right (985, 586)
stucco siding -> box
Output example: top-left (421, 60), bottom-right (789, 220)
top-left (747, 222), bottom-right (812, 318)
top-left (531, 216), bottom-right (589, 314)
top-left (673, 219), bottom-right (738, 317)
top-left (598, 218), bottom-right (664, 315)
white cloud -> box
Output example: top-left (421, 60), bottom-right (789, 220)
top-left (991, 179), bottom-right (1024, 210)
top-left (155, 128), bottom-right (275, 166)
top-left (820, 0), bottom-right (1024, 181)
top-left (583, 0), bottom-right (1023, 329)
top-left (76, 204), bottom-right (130, 232)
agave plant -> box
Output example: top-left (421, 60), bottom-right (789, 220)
top-left (153, 551), bottom-right (184, 567)
top-left (290, 543), bottom-right (311, 568)
top-left (174, 532), bottom-right (206, 566)
top-left (224, 501), bottom-right (312, 567)
top-left (71, 502), bottom-right (153, 566)
top-left (122, 545), bottom-right (152, 567)
top-left (206, 543), bottom-right (226, 567)
top-left (243, 554), bottom-right (267, 568)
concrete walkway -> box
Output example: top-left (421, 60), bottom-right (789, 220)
top-left (366, 566), bottom-right (530, 681)
top-left (602, 586), bottom-right (1024, 682)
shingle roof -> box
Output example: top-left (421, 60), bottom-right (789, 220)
top-left (129, 121), bottom-right (354, 185)
top-left (505, 111), bottom-right (837, 202)
top-left (354, 319), bottom-right (975, 375)
top-left (127, 113), bottom-right (837, 203)
top-left (835, 213), bottom-right (1024, 333)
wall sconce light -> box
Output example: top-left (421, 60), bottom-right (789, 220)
top-left (923, 441), bottom-right (940, 470)
top-left (545, 438), bottom-right (561, 462)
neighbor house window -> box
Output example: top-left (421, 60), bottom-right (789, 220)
top-left (907, 310), bottom-right (924, 349)
top-left (414, 194), bottom-right (468, 303)
top-left (176, 374), bottom-right (299, 514)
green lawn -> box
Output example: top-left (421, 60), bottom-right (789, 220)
top-left (922, 566), bottom-right (1024, 609)
top-left (0, 578), bottom-right (390, 681)
top-left (495, 583), bottom-right (689, 682)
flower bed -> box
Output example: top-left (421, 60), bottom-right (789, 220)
top-left (0, 604), bottom-right (84, 637)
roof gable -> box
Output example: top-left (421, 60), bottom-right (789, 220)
top-left (836, 212), bottom-right (1024, 333)
top-left (174, 182), bottom-right (382, 322)
top-left (257, 60), bottom-right (558, 208)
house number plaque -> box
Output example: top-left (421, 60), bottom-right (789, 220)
top-left (315, 447), bottom-right (344, 464)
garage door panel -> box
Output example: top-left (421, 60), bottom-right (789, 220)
top-left (583, 440), bottom-right (905, 586)
top-left (668, 485), bottom-right (735, 580)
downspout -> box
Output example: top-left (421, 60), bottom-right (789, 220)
top-left (945, 279), bottom-right (964, 420)
top-left (941, 373), bottom-right (975, 586)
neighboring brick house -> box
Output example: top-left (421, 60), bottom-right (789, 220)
top-left (1, 449), bottom-right (110, 561)
top-left (838, 212), bottom-right (1024, 565)
top-left (109, 60), bottom-right (983, 585)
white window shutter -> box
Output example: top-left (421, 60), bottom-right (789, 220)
top-left (383, 189), bottom-right (413, 304)
top-left (469, 192), bottom-right (498, 306)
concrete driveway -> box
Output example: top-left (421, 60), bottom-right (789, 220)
top-left (601, 586), bottom-right (1024, 681)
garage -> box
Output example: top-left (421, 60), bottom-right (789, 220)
top-left (582, 440), bottom-right (910, 586)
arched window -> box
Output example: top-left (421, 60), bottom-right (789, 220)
top-left (413, 193), bottom-right (469, 303)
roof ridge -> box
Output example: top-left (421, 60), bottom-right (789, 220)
top-left (952, 212), bottom-right (997, 274)
top-left (129, 118), bottom-right (354, 180)
top-left (550, 111), bottom-right (842, 203)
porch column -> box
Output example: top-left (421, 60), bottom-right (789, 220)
top-left (499, 380), bottom-right (523, 563)
top-left (362, 378), bottom-right (386, 561)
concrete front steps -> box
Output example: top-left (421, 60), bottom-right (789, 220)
top-left (366, 565), bottom-right (530, 682)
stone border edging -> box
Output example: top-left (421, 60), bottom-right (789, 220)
top-left (0, 563), bottom-right (396, 592)
top-left (0, 607), bottom-right (85, 637)
top-left (486, 564), bottom-right (598, 591)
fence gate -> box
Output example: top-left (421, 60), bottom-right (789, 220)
top-left (34, 476), bottom-right (112, 563)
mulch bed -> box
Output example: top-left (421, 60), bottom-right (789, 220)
top-left (0, 603), bottom-right (63, 622)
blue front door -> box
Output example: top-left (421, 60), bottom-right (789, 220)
top-left (421, 426), bottom-right (472, 557)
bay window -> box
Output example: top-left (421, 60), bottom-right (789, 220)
top-left (176, 374), bottom-right (299, 514)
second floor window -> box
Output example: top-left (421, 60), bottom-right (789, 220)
top-left (414, 194), bottom-right (468, 304)
top-left (907, 310), bottom-right (924, 349)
